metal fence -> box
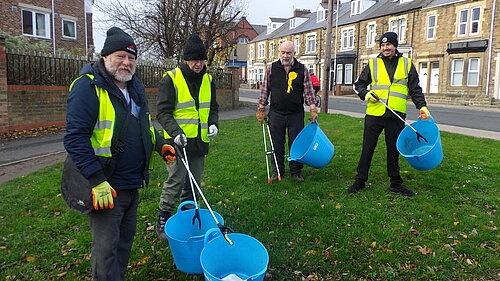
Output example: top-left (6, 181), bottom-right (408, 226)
top-left (5, 50), bottom-right (233, 89)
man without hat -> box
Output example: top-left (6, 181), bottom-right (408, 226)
top-left (64, 27), bottom-right (175, 280)
top-left (348, 32), bottom-right (430, 196)
top-left (156, 33), bottom-right (219, 239)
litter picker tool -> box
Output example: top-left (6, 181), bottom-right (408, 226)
top-left (175, 145), bottom-right (235, 244)
top-left (177, 146), bottom-right (202, 229)
top-left (370, 92), bottom-right (428, 143)
top-left (261, 118), bottom-right (281, 183)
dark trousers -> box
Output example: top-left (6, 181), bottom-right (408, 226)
top-left (355, 115), bottom-right (404, 186)
top-left (89, 189), bottom-right (139, 281)
top-left (268, 110), bottom-right (304, 176)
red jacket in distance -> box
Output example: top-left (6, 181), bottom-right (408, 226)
top-left (310, 74), bottom-right (320, 87)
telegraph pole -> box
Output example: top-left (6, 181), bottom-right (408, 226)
top-left (321, 0), bottom-right (334, 113)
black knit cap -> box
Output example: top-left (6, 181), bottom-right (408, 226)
top-left (380, 32), bottom-right (398, 48)
top-left (100, 27), bottom-right (137, 57)
top-left (183, 34), bottom-right (208, 60)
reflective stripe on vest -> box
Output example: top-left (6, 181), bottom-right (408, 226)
top-left (69, 74), bottom-right (157, 159)
top-left (162, 68), bottom-right (212, 143)
top-left (367, 57), bottom-right (411, 116)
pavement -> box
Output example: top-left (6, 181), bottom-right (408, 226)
top-left (1, 96), bottom-right (499, 185)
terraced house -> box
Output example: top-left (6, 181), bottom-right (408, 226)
top-left (0, 0), bottom-right (94, 55)
top-left (247, 0), bottom-right (499, 105)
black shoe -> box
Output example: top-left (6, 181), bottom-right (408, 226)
top-left (388, 185), bottom-right (415, 197)
top-left (347, 181), bottom-right (365, 194)
top-left (156, 211), bottom-right (171, 240)
top-left (291, 173), bottom-right (304, 182)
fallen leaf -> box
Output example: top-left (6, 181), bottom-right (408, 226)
top-left (335, 203), bottom-right (341, 209)
top-left (454, 221), bottom-right (460, 226)
top-left (328, 193), bottom-right (336, 197)
top-left (370, 241), bottom-right (377, 248)
top-left (56, 272), bottom-right (67, 277)
top-left (469, 214), bottom-right (478, 218)
top-left (26, 256), bottom-right (36, 262)
top-left (418, 247), bottom-right (432, 255)
top-left (305, 250), bottom-right (317, 256)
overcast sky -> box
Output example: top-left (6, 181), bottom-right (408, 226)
top-left (93, 0), bottom-right (336, 52)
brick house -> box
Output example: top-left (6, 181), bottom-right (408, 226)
top-left (224, 16), bottom-right (265, 83)
top-left (247, 0), bottom-right (500, 105)
top-left (0, 0), bottom-right (94, 55)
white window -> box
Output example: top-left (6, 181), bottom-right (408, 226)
top-left (467, 58), bottom-right (480, 86)
top-left (249, 45), bottom-right (254, 60)
top-left (341, 27), bottom-right (355, 50)
top-left (470, 7), bottom-right (480, 35)
top-left (294, 37), bottom-right (300, 54)
top-left (307, 35), bottom-right (316, 52)
top-left (398, 19), bottom-right (406, 42)
top-left (345, 64), bottom-right (353, 84)
top-left (427, 15), bottom-right (436, 40)
top-left (389, 18), bottom-right (407, 43)
top-left (62, 18), bottom-right (77, 39)
top-left (22, 8), bottom-right (50, 38)
top-left (390, 20), bottom-right (398, 33)
top-left (451, 59), bottom-right (464, 86)
top-left (258, 69), bottom-right (264, 82)
top-left (351, 0), bottom-right (361, 16)
top-left (258, 43), bottom-right (265, 59)
top-left (458, 7), bottom-right (481, 36)
top-left (458, 10), bottom-right (468, 36)
top-left (317, 10), bottom-right (326, 22)
top-left (366, 23), bottom-right (376, 47)
top-left (269, 43), bottom-right (275, 58)
top-left (237, 36), bottom-right (248, 44)
top-left (336, 64), bottom-right (343, 83)
top-left (290, 19), bottom-right (296, 29)
top-left (308, 64), bottom-right (314, 74)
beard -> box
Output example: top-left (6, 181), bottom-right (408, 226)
top-left (104, 60), bottom-right (135, 82)
top-left (280, 57), bottom-right (292, 66)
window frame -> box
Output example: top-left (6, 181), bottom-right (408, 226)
top-left (306, 34), bottom-right (316, 53)
top-left (458, 9), bottom-right (468, 36)
top-left (427, 15), bottom-right (436, 40)
top-left (22, 8), bottom-right (51, 39)
top-left (470, 7), bottom-right (481, 35)
top-left (467, 58), bottom-right (480, 86)
top-left (294, 37), bottom-right (300, 54)
top-left (451, 58), bottom-right (464, 86)
top-left (341, 27), bottom-right (355, 50)
top-left (366, 23), bottom-right (376, 47)
top-left (345, 64), bottom-right (353, 85)
top-left (258, 42), bottom-right (265, 59)
top-left (249, 45), bottom-right (255, 61)
top-left (62, 18), bottom-right (77, 40)
top-left (336, 64), bottom-right (343, 84)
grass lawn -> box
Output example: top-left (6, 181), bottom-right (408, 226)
top-left (1, 113), bottom-right (498, 280)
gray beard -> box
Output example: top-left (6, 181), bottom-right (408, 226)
top-left (104, 61), bottom-right (135, 82)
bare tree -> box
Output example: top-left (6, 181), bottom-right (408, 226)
top-left (97, 0), bottom-right (243, 66)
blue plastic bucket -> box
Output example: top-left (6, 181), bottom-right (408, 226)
top-left (165, 201), bottom-right (224, 274)
top-left (200, 228), bottom-right (269, 281)
top-left (287, 122), bottom-right (334, 168)
top-left (396, 116), bottom-right (443, 171)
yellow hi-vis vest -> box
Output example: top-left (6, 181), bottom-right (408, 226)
top-left (69, 74), bottom-right (156, 162)
top-left (162, 68), bottom-right (212, 143)
top-left (367, 56), bottom-right (411, 116)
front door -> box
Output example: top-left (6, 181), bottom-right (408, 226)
top-left (419, 62), bottom-right (428, 94)
top-left (430, 62), bottom-right (439, 93)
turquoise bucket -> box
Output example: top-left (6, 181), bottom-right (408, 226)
top-left (396, 116), bottom-right (443, 171)
top-left (165, 201), bottom-right (224, 274)
top-left (200, 228), bottom-right (269, 281)
top-left (288, 122), bottom-right (334, 168)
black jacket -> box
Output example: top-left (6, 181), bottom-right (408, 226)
top-left (353, 51), bottom-right (426, 118)
top-left (157, 63), bottom-right (219, 156)
top-left (64, 60), bottom-right (165, 189)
